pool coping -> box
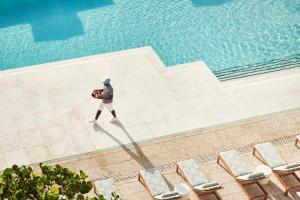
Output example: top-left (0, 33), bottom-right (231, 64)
top-left (1, 46), bottom-right (299, 81)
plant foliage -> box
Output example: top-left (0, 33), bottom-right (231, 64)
top-left (0, 164), bottom-right (121, 200)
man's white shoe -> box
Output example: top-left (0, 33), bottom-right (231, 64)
top-left (110, 117), bottom-right (118, 122)
top-left (89, 119), bottom-right (97, 124)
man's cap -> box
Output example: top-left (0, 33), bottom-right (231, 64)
top-left (103, 78), bottom-right (111, 84)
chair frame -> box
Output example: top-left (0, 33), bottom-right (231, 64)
top-left (138, 171), bottom-right (180, 200)
top-left (253, 146), bottom-right (300, 195)
top-left (217, 154), bottom-right (268, 200)
top-left (176, 163), bottom-right (222, 200)
top-left (138, 172), bottom-right (157, 200)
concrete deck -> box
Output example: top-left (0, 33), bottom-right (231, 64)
top-left (0, 46), bottom-right (300, 170)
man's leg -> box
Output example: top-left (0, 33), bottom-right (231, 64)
top-left (90, 102), bottom-right (104, 123)
top-left (108, 103), bottom-right (118, 121)
top-left (111, 110), bottom-right (117, 118)
top-left (95, 110), bottom-right (102, 120)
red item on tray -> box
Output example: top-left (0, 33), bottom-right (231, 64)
top-left (91, 89), bottom-right (103, 99)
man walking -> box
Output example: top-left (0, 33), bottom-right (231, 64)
top-left (90, 78), bottom-right (118, 123)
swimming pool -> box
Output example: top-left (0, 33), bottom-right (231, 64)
top-left (0, 0), bottom-right (299, 79)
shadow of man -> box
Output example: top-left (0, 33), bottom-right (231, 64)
top-left (93, 121), bottom-right (174, 189)
top-left (93, 122), bottom-right (154, 168)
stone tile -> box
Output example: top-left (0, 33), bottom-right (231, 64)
top-left (0, 152), bottom-right (8, 170)
top-left (90, 128), bottom-right (116, 149)
top-left (47, 139), bottom-right (76, 158)
top-left (0, 88), bottom-right (23, 106)
top-left (113, 96), bottom-right (140, 114)
top-left (47, 94), bottom-right (73, 111)
top-left (0, 118), bottom-right (18, 136)
top-left (0, 134), bottom-right (23, 152)
top-left (0, 106), bottom-right (12, 121)
top-left (26, 145), bottom-right (52, 164)
top-left (14, 115), bottom-right (38, 131)
top-left (5, 100), bottom-right (29, 118)
top-left (24, 97), bottom-right (52, 115)
top-left (4, 149), bottom-right (30, 167)
top-left (176, 97), bottom-right (206, 115)
top-left (0, 76), bottom-right (18, 92)
top-left (148, 119), bottom-right (177, 137)
top-left (158, 102), bottom-right (182, 118)
top-left (35, 111), bottom-right (61, 129)
top-left (41, 126), bottom-right (66, 145)
top-left (69, 135), bottom-right (95, 153)
top-left (20, 129), bottom-right (44, 148)
top-left (125, 124), bottom-right (155, 142)
top-left (138, 105), bottom-right (166, 122)
top-left (171, 114), bottom-right (200, 133)
top-left (116, 110), bottom-right (146, 126)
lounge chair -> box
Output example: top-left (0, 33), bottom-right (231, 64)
top-left (217, 150), bottom-right (268, 199)
top-left (138, 168), bottom-right (181, 200)
top-left (94, 178), bottom-right (120, 200)
top-left (253, 142), bottom-right (300, 195)
top-left (176, 159), bottom-right (222, 199)
top-left (295, 135), bottom-right (300, 147)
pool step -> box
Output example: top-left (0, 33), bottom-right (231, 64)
top-left (214, 54), bottom-right (300, 81)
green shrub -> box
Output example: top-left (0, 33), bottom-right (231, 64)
top-left (0, 164), bottom-right (121, 200)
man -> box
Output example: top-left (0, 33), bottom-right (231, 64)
top-left (90, 78), bottom-right (118, 123)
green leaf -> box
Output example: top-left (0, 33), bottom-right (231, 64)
top-left (0, 177), bottom-right (4, 184)
top-left (88, 197), bottom-right (98, 200)
top-left (20, 167), bottom-right (31, 178)
top-left (38, 175), bottom-right (48, 185)
top-left (50, 185), bottom-right (59, 195)
top-left (15, 190), bottom-right (25, 200)
top-left (3, 168), bottom-right (12, 177)
top-left (76, 194), bottom-right (84, 200)
top-left (32, 171), bottom-right (41, 178)
top-left (80, 171), bottom-right (88, 179)
top-left (111, 192), bottom-right (121, 200)
top-left (98, 195), bottom-right (106, 200)
top-left (46, 193), bottom-right (59, 200)
top-left (12, 165), bottom-right (19, 172)
top-left (80, 181), bottom-right (93, 194)
top-left (66, 168), bottom-right (76, 177)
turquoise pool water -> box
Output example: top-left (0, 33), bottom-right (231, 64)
top-left (0, 0), bottom-right (299, 76)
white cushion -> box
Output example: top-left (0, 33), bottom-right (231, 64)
top-left (154, 191), bottom-right (180, 199)
top-left (273, 163), bottom-right (300, 172)
top-left (140, 168), bottom-right (169, 196)
top-left (177, 159), bottom-right (208, 187)
top-left (255, 142), bottom-right (287, 168)
top-left (237, 172), bottom-right (265, 181)
top-left (194, 181), bottom-right (221, 191)
top-left (219, 150), bottom-right (252, 177)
